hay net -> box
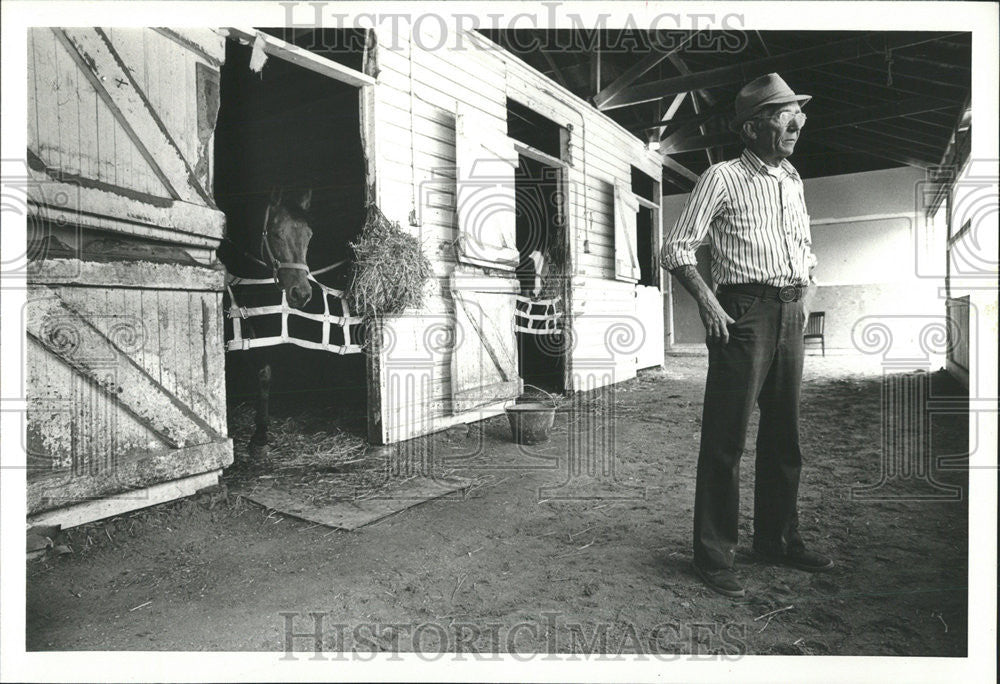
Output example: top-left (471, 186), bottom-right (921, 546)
top-left (224, 272), bottom-right (365, 354)
top-left (514, 294), bottom-right (563, 335)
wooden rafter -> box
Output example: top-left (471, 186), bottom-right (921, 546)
top-left (690, 93), bottom-right (717, 164)
top-left (893, 53), bottom-right (970, 72)
top-left (600, 32), bottom-right (962, 110)
top-left (666, 53), bottom-right (716, 106)
top-left (662, 97), bottom-right (957, 153)
top-left (594, 33), bottom-right (695, 109)
top-left (848, 123), bottom-right (950, 155)
top-left (802, 67), bottom-right (935, 105)
top-left (860, 118), bottom-right (952, 147)
top-left (638, 100), bottom-right (730, 135)
top-left (829, 129), bottom-right (943, 163)
top-left (661, 117), bottom-right (716, 151)
top-left (830, 60), bottom-right (970, 100)
top-left (540, 50), bottom-right (570, 90)
top-left (661, 154), bottom-right (699, 188)
top-left (818, 139), bottom-right (938, 169)
top-left (589, 47), bottom-right (601, 102)
top-left (654, 92), bottom-right (688, 141)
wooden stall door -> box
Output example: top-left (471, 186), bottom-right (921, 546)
top-left (454, 104), bottom-right (520, 270)
top-left (26, 28), bottom-right (230, 518)
top-left (450, 275), bottom-right (521, 413)
top-left (635, 285), bottom-right (665, 369)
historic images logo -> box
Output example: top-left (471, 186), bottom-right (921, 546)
top-left (272, 3), bottom-right (748, 55)
top-left (278, 611), bottom-right (749, 660)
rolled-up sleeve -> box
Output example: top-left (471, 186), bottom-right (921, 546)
top-left (660, 166), bottom-right (726, 271)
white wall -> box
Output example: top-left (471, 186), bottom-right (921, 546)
top-left (662, 165), bottom-right (946, 351)
top-left (805, 167), bottom-right (942, 351)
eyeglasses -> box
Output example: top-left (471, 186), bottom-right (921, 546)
top-left (755, 111), bottom-right (807, 130)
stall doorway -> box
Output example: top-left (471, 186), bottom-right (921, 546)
top-left (514, 155), bottom-right (567, 393)
top-left (213, 33), bottom-right (369, 437)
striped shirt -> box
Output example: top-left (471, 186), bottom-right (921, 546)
top-left (660, 149), bottom-right (817, 287)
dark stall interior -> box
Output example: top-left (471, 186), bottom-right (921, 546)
top-left (213, 37), bottom-right (368, 415)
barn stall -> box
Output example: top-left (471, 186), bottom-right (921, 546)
top-left (364, 24), bottom-right (666, 444)
top-left (25, 25), bottom-right (667, 526)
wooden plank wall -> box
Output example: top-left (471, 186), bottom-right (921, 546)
top-left (27, 28), bottom-right (225, 261)
top-left (369, 28), bottom-right (664, 441)
top-left (369, 29), bottom-right (511, 442)
top-left (26, 278), bottom-right (228, 476)
top-left (26, 28), bottom-right (231, 515)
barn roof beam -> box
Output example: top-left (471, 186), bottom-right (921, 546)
top-left (818, 139), bottom-right (939, 169)
top-left (636, 99), bottom-right (731, 136)
top-left (667, 53), bottom-right (716, 106)
top-left (651, 92), bottom-right (688, 143)
top-left (661, 115), bottom-right (720, 151)
top-left (689, 92), bottom-right (719, 165)
top-left (899, 113), bottom-right (955, 131)
top-left (662, 96), bottom-right (957, 153)
top-left (807, 63), bottom-right (968, 103)
top-left (828, 128), bottom-right (944, 163)
top-left (843, 56), bottom-right (971, 89)
top-left (600, 32), bottom-right (963, 110)
top-left (662, 92), bottom-right (687, 122)
top-left (594, 33), bottom-right (696, 109)
top-left (661, 154), bottom-right (698, 190)
top-left (590, 46), bottom-right (601, 101)
top-left (540, 50), bottom-right (571, 90)
top-left (858, 118), bottom-right (951, 149)
top-left (801, 66), bottom-right (944, 105)
top-left (849, 123), bottom-right (950, 156)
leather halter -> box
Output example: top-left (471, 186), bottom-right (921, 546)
top-left (221, 193), bottom-right (347, 282)
top-left (259, 201), bottom-right (310, 285)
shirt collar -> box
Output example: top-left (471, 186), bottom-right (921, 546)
top-left (740, 148), bottom-right (800, 181)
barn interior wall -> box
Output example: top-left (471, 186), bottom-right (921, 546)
top-left (368, 28), bottom-right (665, 442)
top-left (943, 156), bottom-right (995, 390)
top-left (662, 165), bottom-right (943, 352)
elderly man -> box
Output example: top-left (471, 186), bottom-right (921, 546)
top-left (661, 73), bottom-right (833, 598)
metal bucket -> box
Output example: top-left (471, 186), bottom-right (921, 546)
top-left (505, 384), bottom-right (557, 445)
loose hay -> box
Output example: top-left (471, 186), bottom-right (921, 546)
top-left (224, 402), bottom-right (451, 506)
top-left (346, 203), bottom-right (432, 321)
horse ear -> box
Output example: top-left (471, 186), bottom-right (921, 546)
top-left (269, 187), bottom-right (283, 207)
top-left (298, 188), bottom-right (312, 212)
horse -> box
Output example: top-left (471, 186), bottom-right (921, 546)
top-left (217, 187), bottom-right (316, 458)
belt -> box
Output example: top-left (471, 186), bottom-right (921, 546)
top-left (717, 283), bottom-right (804, 303)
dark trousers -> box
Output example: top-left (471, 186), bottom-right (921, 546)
top-left (693, 290), bottom-right (806, 571)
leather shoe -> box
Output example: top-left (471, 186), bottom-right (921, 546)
top-left (694, 563), bottom-right (746, 597)
top-left (753, 544), bottom-right (834, 572)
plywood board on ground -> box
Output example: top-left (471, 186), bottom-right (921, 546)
top-left (234, 475), bottom-right (472, 530)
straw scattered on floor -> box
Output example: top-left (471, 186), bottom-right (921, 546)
top-left (224, 402), bottom-right (453, 505)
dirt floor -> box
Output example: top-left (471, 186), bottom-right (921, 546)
top-left (26, 354), bottom-right (969, 656)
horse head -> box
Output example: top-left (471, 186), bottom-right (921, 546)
top-left (264, 188), bottom-right (313, 308)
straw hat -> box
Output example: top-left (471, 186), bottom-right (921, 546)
top-left (730, 73), bottom-right (811, 132)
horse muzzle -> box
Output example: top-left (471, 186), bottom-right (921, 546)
top-left (286, 282), bottom-right (313, 309)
